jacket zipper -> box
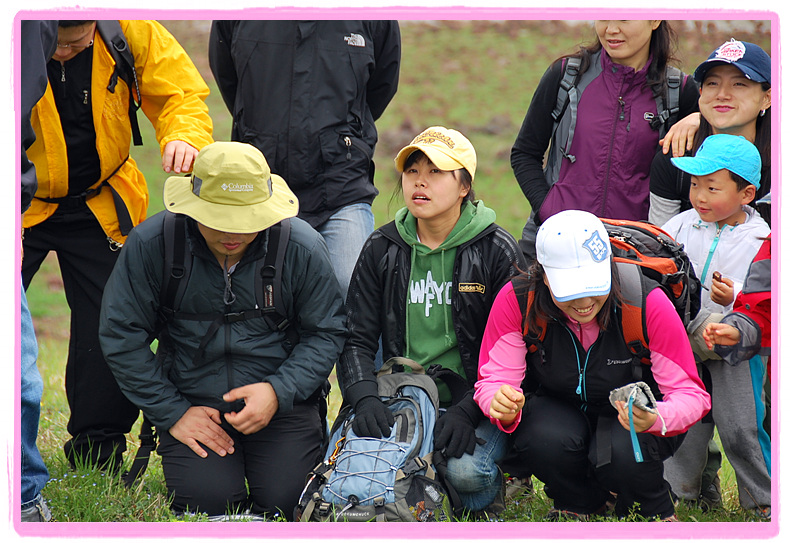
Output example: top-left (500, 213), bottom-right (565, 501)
top-left (600, 86), bottom-right (625, 217)
top-left (343, 135), bottom-right (371, 162)
top-left (700, 223), bottom-right (725, 286)
top-left (565, 325), bottom-right (593, 408)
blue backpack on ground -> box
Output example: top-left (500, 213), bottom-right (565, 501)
top-left (295, 357), bottom-right (457, 522)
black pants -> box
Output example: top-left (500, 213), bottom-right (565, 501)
top-left (158, 400), bottom-right (324, 519)
top-left (22, 206), bottom-right (139, 469)
top-left (512, 394), bottom-right (680, 519)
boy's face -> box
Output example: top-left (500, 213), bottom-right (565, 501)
top-left (689, 169), bottom-right (756, 228)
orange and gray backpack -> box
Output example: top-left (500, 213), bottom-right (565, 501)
top-left (519, 219), bottom-right (701, 376)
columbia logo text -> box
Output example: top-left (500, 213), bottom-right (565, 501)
top-left (221, 182), bottom-right (255, 192)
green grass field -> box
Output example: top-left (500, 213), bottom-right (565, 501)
top-left (23, 20), bottom-right (772, 523)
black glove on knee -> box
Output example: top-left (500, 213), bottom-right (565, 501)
top-left (352, 396), bottom-right (395, 439)
top-left (434, 394), bottom-right (482, 458)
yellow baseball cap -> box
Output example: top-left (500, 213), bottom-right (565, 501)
top-left (394, 126), bottom-right (477, 179)
top-left (163, 142), bottom-right (298, 233)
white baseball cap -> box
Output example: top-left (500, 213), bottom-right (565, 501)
top-left (536, 210), bottom-right (612, 302)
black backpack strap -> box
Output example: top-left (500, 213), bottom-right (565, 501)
top-left (36, 156), bottom-right (135, 237)
top-left (149, 212), bottom-right (191, 342)
top-left (552, 56), bottom-right (581, 123)
top-left (426, 364), bottom-right (471, 407)
top-left (650, 66), bottom-right (683, 138)
top-left (95, 20), bottom-right (143, 146)
top-left (121, 415), bottom-right (157, 488)
top-left (257, 219), bottom-right (299, 347)
top-left (551, 56), bottom-right (582, 163)
top-left (431, 449), bottom-right (465, 518)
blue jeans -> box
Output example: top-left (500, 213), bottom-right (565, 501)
top-left (444, 418), bottom-right (510, 511)
top-left (20, 283), bottom-right (49, 507)
top-left (315, 203), bottom-right (375, 302)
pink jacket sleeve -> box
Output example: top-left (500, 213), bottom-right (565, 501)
top-left (474, 282), bottom-right (528, 432)
top-left (644, 289), bottom-right (711, 436)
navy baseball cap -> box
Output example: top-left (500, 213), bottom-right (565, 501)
top-left (671, 134), bottom-right (761, 189)
top-left (694, 39), bottom-right (771, 86)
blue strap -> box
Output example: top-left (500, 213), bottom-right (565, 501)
top-left (627, 393), bottom-right (644, 463)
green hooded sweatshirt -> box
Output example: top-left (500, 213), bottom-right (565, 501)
top-left (395, 200), bottom-right (496, 404)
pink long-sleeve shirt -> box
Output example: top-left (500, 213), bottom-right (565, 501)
top-left (474, 281), bottom-right (710, 436)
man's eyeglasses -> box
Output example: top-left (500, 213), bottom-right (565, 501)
top-left (56, 39), bottom-right (94, 50)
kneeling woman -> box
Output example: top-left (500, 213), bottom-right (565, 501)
top-left (474, 210), bottom-right (710, 521)
top-left (338, 127), bottom-right (526, 513)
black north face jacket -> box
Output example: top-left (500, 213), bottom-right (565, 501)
top-left (209, 20), bottom-right (401, 228)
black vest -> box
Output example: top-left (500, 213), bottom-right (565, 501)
top-left (525, 309), bottom-right (661, 417)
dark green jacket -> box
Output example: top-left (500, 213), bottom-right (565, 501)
top-left (99, 211), bottom-right (347, 430)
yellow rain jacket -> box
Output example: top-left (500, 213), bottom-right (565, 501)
top-left (24, 20), bottom-right (213, 244)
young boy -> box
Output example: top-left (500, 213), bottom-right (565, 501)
top-left (661, 134), bottom-right (771, 518)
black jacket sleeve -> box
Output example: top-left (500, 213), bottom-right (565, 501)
top-left (510, 59), bottom-right (565, 214)
top-left (338, 231), bottom-right (391, 406)
top-left (208, 20), bottom-right (239, 115)
top-left (20, 20), bottom-right (58, 212)
top-left (366, 21), bottom-right (401, 121)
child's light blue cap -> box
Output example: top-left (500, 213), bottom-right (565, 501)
top-left (671, 134), bottom-right (761, 189)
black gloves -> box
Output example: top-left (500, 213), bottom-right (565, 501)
top-left (433, 394), bottom-right (483, 458)
top-left (352, 396), bottom-right (395, 439)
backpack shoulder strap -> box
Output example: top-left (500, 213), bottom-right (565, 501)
top-left (147, 212), bottom-right (191, 343)
top-left (95, 20), bottom-right (143, 146)
top-left (614, 261), bottom-right (652, 381)
top-left (159, 213), bottom-right (191, 327)
top-left (512, 277), bottom-right (547, 350)
top-left (256, 219), bottom-right (299, 346)
top-left (552, 56), bottom-right (582, 123)
top-left (651, 65), bottom-right (683, 138)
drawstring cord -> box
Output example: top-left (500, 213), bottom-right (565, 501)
top-left (223, 256), bottom-right (236, 306)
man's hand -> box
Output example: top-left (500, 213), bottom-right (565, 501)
top-left (162, 140), bottom-right (199, 174)
top-left (660, 112), bottom-right (700, 156)
top-left (169, 405), bottom-right (235, 458)
top-left (614, 400), bottom-right (658, 433)
top-left (223, 382), bottom-right (279, 435)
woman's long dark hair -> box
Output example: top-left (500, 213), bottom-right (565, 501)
top-left (559, 21), bottom-right (679, 99)
top-left (512, 258), bottom-right (623, 339)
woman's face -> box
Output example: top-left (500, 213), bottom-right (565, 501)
top-left (595, 20), bottom-right (661, 71)
top-left (401, 155), bottom-right (469, 227)
top-left (699, 64), bottom-right (771, 139)
top-left (544, 276), bottom-right (610, 325)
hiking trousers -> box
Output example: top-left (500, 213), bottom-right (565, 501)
top-left (22, 205), bottom-right (140, 470)
top-left (664, 357), bottom-right (770, 510)
top-left (158, 399), bottom-right (324, 519)
top-left (512, 394), bottom-right (679, 519)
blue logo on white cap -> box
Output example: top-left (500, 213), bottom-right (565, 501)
top-left (583, 231), bottom-right (609, 262)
